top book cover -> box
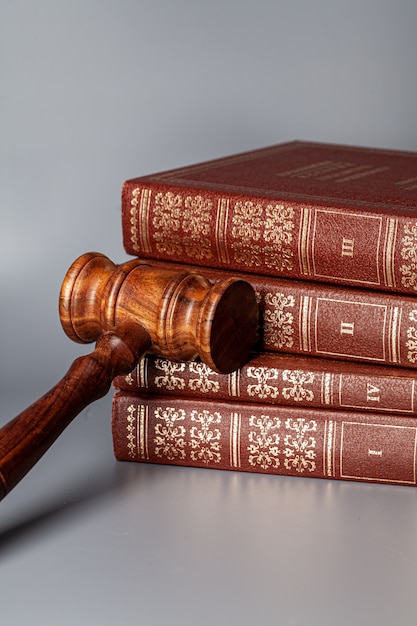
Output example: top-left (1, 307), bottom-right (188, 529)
top-left (122, 141), bottom-right (417, 295)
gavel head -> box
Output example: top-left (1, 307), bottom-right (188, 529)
top-left (59, 252), bottom-right (258, 374)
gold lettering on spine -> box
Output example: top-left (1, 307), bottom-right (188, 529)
top-left (300, 296), bottom-right (312, 352)
top-left (340, 423), bottom-right (417, 484)
top-left (216, 198), bottom-right (230, 264)
top-left (341, 238), bottom-right (355, 257)
top-left (340, 322), bottom-right (355, 336)
top-left (230, 413), bottom-right (241, 468)
top-left (368, 448), bottom-right (383, 457)
top-left (384, 218), bottom-right (397, 289)
top-left (299, 207), bottom-right (312, 275)
top-left (366, 383), bottom-right (381, 402)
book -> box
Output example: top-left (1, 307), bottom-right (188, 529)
top-left (128, 257), bottom-right (417, 370)
top-left (112, 392), bottom-right (417, 487)
top-left (113, 352), bottom-right (417, 417)
top-left (122, 140), bottom-right (417, 296)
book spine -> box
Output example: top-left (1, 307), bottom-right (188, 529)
top-left (128, 257), bottom-right (417, 369)
top-left (112, 393), bottom-right (417, 486)
top-left (122, 180), bottom-right (417, 296)
top-left (113, 353), bottom-right (417, 416)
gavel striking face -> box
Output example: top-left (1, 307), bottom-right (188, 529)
top-left (0, 253), bottom-right (258, 500)
top-left (60, 252), bottom-right (258, 374)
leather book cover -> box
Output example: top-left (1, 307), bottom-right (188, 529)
top-left (113, 352), bottom-right (416, 416)
top-left (112, 393), bottom-right (417, 486)
top-left (133, 257), bottom-right (417, 369)
top-left (122, 141), bottom-right (417, 295)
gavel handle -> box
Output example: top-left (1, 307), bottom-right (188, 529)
top-left (0, 322), bottom-right (151, 501)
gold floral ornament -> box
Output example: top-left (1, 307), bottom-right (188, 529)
top-left (151, 360), bottom-right (221, 395)
top-left (263, 203), bottom-right (295, 271)
top-left (400, 221), bottom-right (417, 292)
top-left (182, 196), bottom-right (213, 260)
top-left (231, 201), bottom-right (263, 243)
top-left (282, 370), bottom-right (315, 402)
top-left (154, 406), bottom-right (187, 460)
top-left (188, 362), bottom-right (220, 393)
top-left (126, 405), bottom-right (137, 458)
top-left (152, 192), bottom-right (214, 260)
top-left (246, 366), bottom-right (280, 399)
top-left (246, 415), bottom-right (317, 473)
top-left (283, 418), bottom-right (317, 473)
top-left (406, 310), bottom-right (417, 363)
top-left (129, 188), bottom-right (141, 253)
top-left (247, 414), bottom-right (281, 470)
top-left (231, 201), bottom-right (264, 267)
top-left (154, 359), bottom-right (186, 391)
top-left (263, 292), bottom-right (295, 349)
top-left (189, 410), bottom-right (222, 464)
top-left (153, 192), bottom-right (184, 256)
top-left (231, 201), bottom-right (294, 271)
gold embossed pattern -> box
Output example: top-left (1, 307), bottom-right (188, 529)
top-left (400, 221), bottom-right (417, 292)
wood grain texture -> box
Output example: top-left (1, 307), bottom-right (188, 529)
top-left (59, 252), bottom-right (258, 374)
top-left (0, 253), bottom-right (258, 500)
top-left (0, 322), bottom-right (151, 500)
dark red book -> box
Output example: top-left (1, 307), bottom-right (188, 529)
top-left (122, 141), bottom-right (417, 295)
top-left (112, 393), bottom-right (417, 487)
top-left (128, 257), bottom-right (417, 369)
top-left (113, 352), bottom-right (416, 417)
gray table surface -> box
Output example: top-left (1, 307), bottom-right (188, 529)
top-left (1, 388), bottom-right (416, 626)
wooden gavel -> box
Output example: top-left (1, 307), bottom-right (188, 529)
top-left (0, 252), bottom-right (258, 500)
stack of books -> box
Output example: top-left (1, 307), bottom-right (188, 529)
top-left (111, 141), bottom-right (417, 487)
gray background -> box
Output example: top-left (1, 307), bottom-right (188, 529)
top-left (1, 2), bottom-right (416, 624)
